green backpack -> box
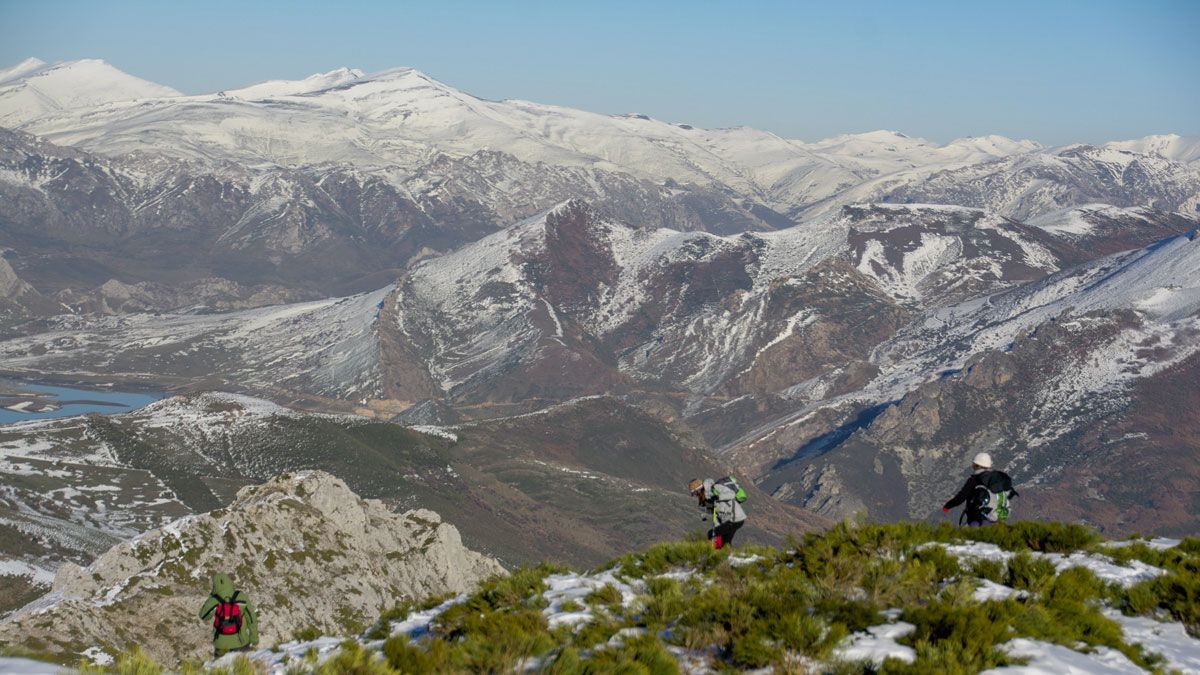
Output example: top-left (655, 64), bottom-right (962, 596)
top-left (976, 485), bottom-right (1010, 522)
top-left (716, 475), bottom-right (748, 503)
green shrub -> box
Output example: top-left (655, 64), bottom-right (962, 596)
top-left (731, 629), bottom-right (780, 668)
top-left (1107, 540), bottom-right (1200, 635)
top-left (435, 564), bottom-right (557, 637)
top-left (105, 647), bottom-right (166, 675)
top-left (1178, 537), bottom-right (1200, 556)
top-left (176, 661), bottom-right (206, 675)
top-left (478, 563), bottom-right (561, 608)
top-left (585, 583), bottom-right (624, 610)
top-left (383, 635), bottom-right (460, 673)
top-left (911, 545), bottom-right (961, 582)
top-left (939, 578), bottom-right (981, 607)
top-left (577, 633), bottom-right (677, 674)
top-left (641, 577), bottom-right (686, 630)
top-left (1044, 566), bottom-right (1106, 606)
top-left (956, 521), bottom-right (1102, 553)
top-left (773, 611), bottom-right (827, 653)
top-left (1005, 552), bottom-right (1056, 592)
top-left (613, 540), bottom-right (722, 578)
top-left (292, 625), bottom-right (323, 642)
top-left (1120, 580), bottom-right (1160, 616)
top-left (814, 598), bottom-right (881, 633)
top-left (542, 645), bottom-right (582, 674)
top-left (677, 582), bottom-right (755, 637)
top-left (455, 608), bottom-right (556, 672)
top-left (1136, 571), bottom-right (1200, 635)
top-left (884, 637), bottom-right (1018, 675)
top-left (570, 615), bottom-right (629, 650)
top-left (1104, 542), bottom-right (1167, 568)
top-left (968, 558), bottom-right (1007, 584)
top-left (897, 600), bottom-right (1018, 673)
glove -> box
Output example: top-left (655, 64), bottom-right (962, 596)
top-left (942, 507), bottom-right (950, 513)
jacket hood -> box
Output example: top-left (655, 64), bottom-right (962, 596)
top-left (211, 572), bottom-right (234, 598)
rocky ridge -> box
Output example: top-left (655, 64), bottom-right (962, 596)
top-left (0, 470), bottom-right (503, 665)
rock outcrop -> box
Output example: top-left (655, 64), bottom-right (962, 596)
top-left (0, 471), bottom-right (504, 664)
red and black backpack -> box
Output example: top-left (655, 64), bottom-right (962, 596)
top-left (212, 591), bottom-right (243, 636)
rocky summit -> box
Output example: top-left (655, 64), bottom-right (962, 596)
top-left (0, 470), bottom-right (503, 665)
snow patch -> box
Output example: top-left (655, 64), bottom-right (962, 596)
top-left (1105, 609), bottom-right (1200, 673)
top-left (541, 570), bottom-right (639, 629)
top-left (973, 578), bottom-right (1028, 602)
top-left (836, 620), bottom-right (916, 665)
top-left (932, 541), bottom-right (1166, 588)
top-left (983, 638), bottom-right (1143, 674)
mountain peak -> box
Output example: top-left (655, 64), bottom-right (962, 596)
top-left (224, 66), bottom-right (365, 99)
top-left (0, 57), bottom-right (181, 127)
top-left (547, 197), bottom-right (597, 219)
top-left (0, 57), bottom-right (47, 84)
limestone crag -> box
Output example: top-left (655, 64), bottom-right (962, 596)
top-left (0, 470), bottom-right (504, 665)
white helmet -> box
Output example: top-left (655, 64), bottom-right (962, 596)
top-left (972, 452), bottom-right (993, 469)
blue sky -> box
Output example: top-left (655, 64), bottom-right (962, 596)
top-left (2, 0), bottom-right (1197, 145)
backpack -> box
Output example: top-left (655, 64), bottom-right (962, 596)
top-left (212, 592), bottom-right (243, 637)
top-left (715, 476), bottom-right (748, 504)
top-left (973, 484), bottom-right (1011, 523)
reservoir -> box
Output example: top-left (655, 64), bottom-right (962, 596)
top-left (0, 380), bottom-right (163, 425)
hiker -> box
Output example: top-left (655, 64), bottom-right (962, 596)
top-left (689, 477), bottom-right (747, 549)
top-left (199, 572), bottom-right (258, 659)
top-left (942, 452), bottom-right (1019, 526)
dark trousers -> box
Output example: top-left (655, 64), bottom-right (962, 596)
top-left (708, 520), bottom-right (744, 549)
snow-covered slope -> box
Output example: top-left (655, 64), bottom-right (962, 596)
top-left (0, 285), bottom-right (391, 401)
top-left (393, 200), bottom-right (857, 398)
top-left (0, 58), bottom-right (180, 128)
top-left (0, 59), bottom-right (1042, 215)
top-left (3, 59), bottom-right (1195, 221)
top-left (390, 199), bottom-right (1088, 402)
top-left (877, 230), bottom-right (1200, 380)
top-left (1106, 134), bottom-right (1200, 165)
top-left (843, 203), bottom-right (1060, 305)
top-left (883, 145), bottom-right (1200, 220)
top-left (221, 66), bottom-right (365, 99)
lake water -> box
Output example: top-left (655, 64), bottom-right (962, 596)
top-left (0, 381), bottom-right (164, 425)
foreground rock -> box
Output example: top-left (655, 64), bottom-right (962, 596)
top-left (0, 470), bottom-right (504, 665)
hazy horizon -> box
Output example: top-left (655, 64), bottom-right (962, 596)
top-left (2, 0), bottom-right (1198, 146)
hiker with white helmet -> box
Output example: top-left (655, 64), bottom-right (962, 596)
top-left (942, 452), bottom-right (1019, 526)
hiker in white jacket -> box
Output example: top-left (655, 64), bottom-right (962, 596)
top-left (689, 477), bottom-right (747, 549)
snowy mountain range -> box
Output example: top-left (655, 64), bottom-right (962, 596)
top-left (2, 58), bottom-right (1198, 221)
